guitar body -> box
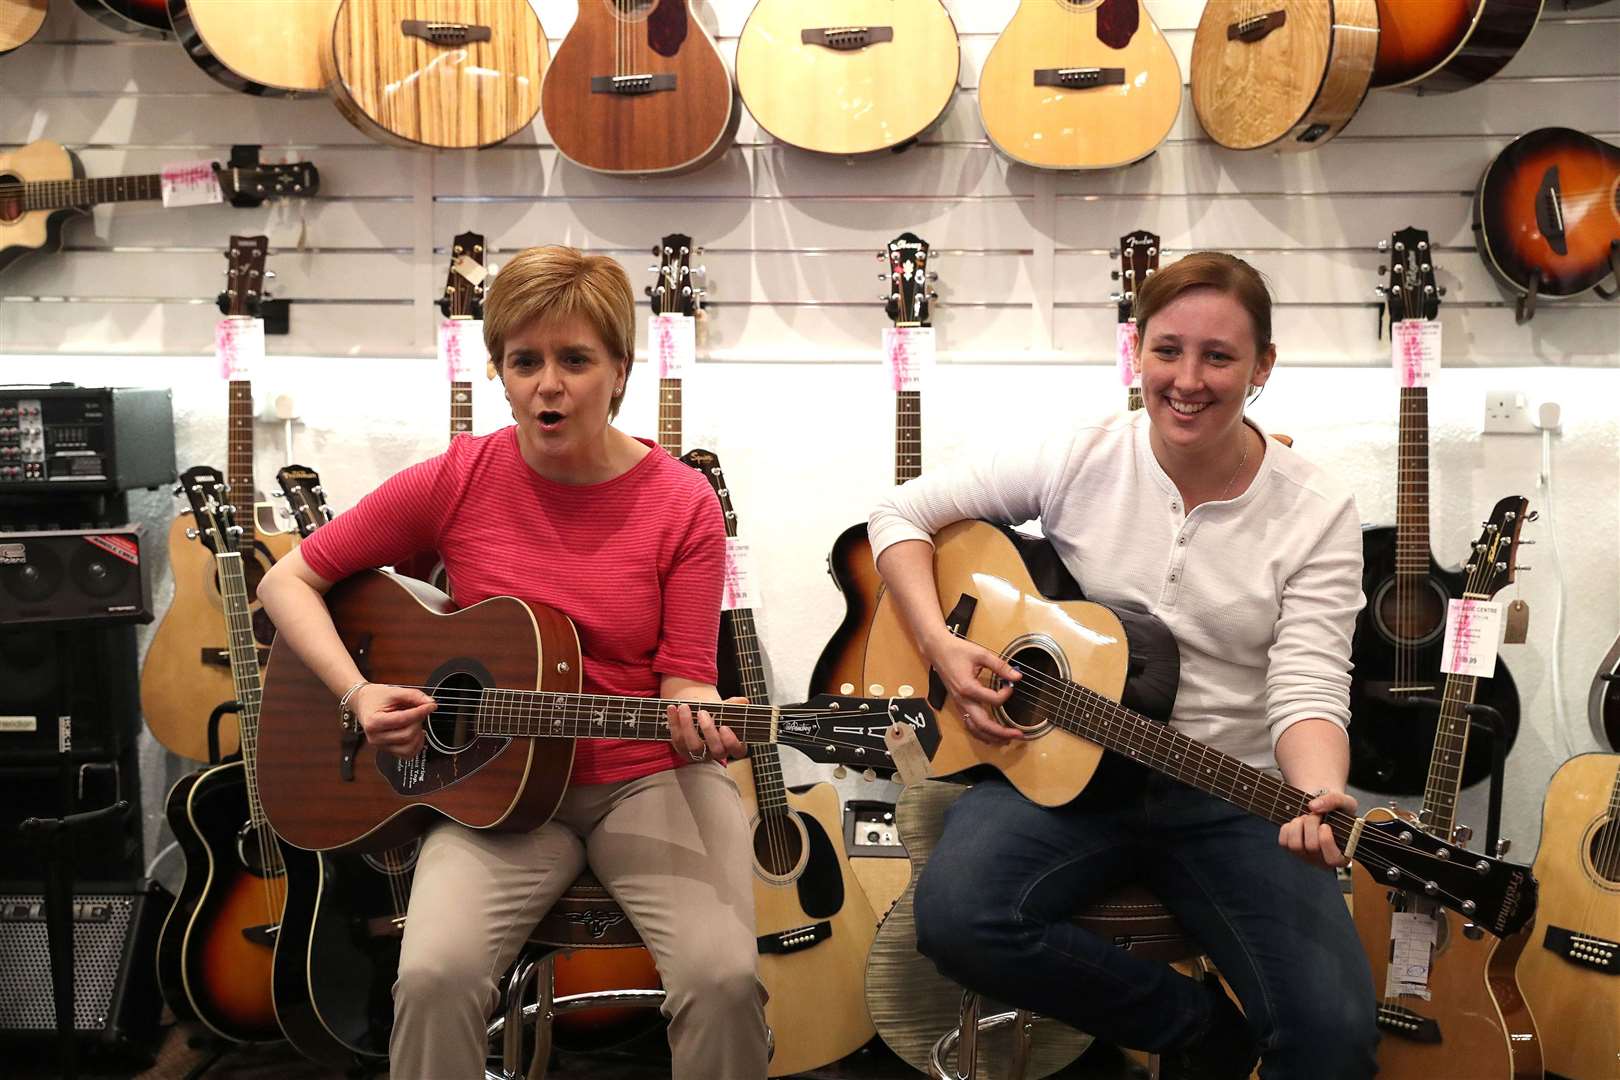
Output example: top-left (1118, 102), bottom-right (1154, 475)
top-left (0, 0), bottom-right (47, 55)
top-left (141, 514), bottom-right (296, 763)
top-left (178, 761), bottom-right (284, 1043)
top-left (808, 523), bottom-right (882, 697)
top-left (256, 571), bottom-right (577, 852)
top-left (1347, 526), bottom-right (1521, 795)
top-left (326, 0), bottom-right (548, 149)
top-left (735, 0), bottom-right (960, 156)
top-left (1352, 847), bottom-right (1541, 1078)
top-left (1591, 634), bottom-right (1620, 751)
top-left (542, 0), bottom-right (736, 175)
top-left (0, 140), bottom-right (87, 275)
top-left (156, 770), bottom-right (206, 1023)
top-left (72, 0), bottom-right (170, 38)
top-left (1371, 0), bottom-right (1543, 91)
top-left (865, 779), bottom-right (1090, 1078)
top-left (169, 0), bottom-right (339, 97)
top-left (550, 947), bottom-right (663, 1048)
top-left (977, 0), bottom-right (1181, 170)
top-left (1474, 127), bottom-right (1620, 300)
top-left (727, 757), bottom-right (878, 1076)
top-left (1516, 752), bottom-right (1620, 1080)
top-left (1190, 0), bottom-right (1377, 152)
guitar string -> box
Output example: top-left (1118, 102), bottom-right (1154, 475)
top-left (1586, 761), bottom-right (1620, 935)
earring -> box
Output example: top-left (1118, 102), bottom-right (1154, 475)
top-left (614, 385), bottom-right (623, 396)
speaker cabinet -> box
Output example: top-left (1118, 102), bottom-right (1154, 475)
top-left (0, 528), bottom-right (151, 627)
top-left (0, 880), bottom-right (167, 1060)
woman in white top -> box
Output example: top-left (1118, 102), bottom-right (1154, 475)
top-left (868, 252), bottom-right (1377, 1079)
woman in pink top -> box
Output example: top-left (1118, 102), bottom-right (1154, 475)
top-left (258, 246), bottom-right (767, 1077)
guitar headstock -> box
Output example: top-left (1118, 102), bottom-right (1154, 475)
top-left (647, 233), bottom-right (703, 317)
top-left (176, 465), bottom-right (238, 557)
top-left (1358, 812), bottom-right (1537, 936)
top-left (1464, 495), bottom-right (1533, 599)
top-left (1378, 226), bottom-right (1443, 325)
top-left (1113, 229), bottom-right (1161, 323)
top-left (275, 464), bottom-right (333, 540)
top-left (882, 231), bottom-right (936, 328)
top-left (780, 695), bottom-right (941, 770)
top-left (439, 231), bottom-right (487, 320)
top-left (217, 234), bottom-right (268, 319)
top-left (216, 161), bottom-right (320, 203)
top-left (679, 448), bottom-right (738, 540)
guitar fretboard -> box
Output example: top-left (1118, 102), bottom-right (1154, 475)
top-left (450, 381), bottom-right (473, 439)
top-left (1395, 386), bottom-right (1431, 575)
top-left (217, 551), bottom-right (267, 827)
top-left (472, 690), bottom-right (780, 744)
top-left (896, 389), bottom-right (920, 485)
top-left (19, 174), bottom-right (163, 212)
top-left (1421, 667), bottom-right (1479, 841)
top-left (227, 379), bottom-right (256, 550)
top-left (658, 378), bottom-right (682, 456)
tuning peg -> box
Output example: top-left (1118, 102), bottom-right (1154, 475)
top-left (1495, 839), bottom-right (1512, 857)
top-left (1451, 824), bottom-right (1473, 845)
top-left (184, 528), bottom-right (198, 541)
top-left (926, 271), bottom-right (939, 282)
top-left (1516, 565), bottom-right (1533, 573)
top-left (879, 273), bottom-right (888, 281)
top-left (875, 250), bottom-right (886, 260)
top-left (1377, 264), bottom-right (1387, 276)
top-left (927, 290), bottom-right (938, 300)
top-left (1374, 285), bottom-right (1386, 297)
top-left (1437, 286), bottom-right (1448, 297)
top-left (271, 491), bottom-right (285, 500)
top-left (1377, 239), bottom-right (1389, 252)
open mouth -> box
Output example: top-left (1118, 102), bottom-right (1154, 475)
top-left (538, 410), bottom-right (565, 429)
top-left (1165, 397), bottom-right (1210, 416)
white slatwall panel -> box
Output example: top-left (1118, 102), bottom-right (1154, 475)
top-left (3, 0), bottom-right (1617, 363)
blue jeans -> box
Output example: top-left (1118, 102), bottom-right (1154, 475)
top-left (913, 769), bottom-right (1378, 1079)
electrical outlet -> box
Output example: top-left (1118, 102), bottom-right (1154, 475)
top-left (1482, 390), bottom-right (1537, 434)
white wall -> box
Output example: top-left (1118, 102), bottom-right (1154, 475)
top-left (2, 0), bottom-right (1617, 877)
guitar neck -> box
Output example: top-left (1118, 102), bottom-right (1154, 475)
top-left (21, 173), bottom-right (163, 212)
top-left (896, 389), bottom-right (920, 484)
top-left (227, 379), bottom-right (257, 549)
top-left (216, 551), bottom-right (267, 827)
top-left (450, 380), bottom-right (473, 441)
top-left (1395, 385), bottom-right (1431, 572)
top-left (473, 689), bottom-right (781, 743)
top-left (727, 604), bottom-right (792, 814)
top-left (1127, 386), bottom-right (1144, 411)
top-left (658, 378), bottom-right (682, 455)
top-left (1420, 671), bottom-right (1479, 839)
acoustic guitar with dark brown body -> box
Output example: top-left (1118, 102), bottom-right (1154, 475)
top-left (1370, 0), bottom-right (1542, 92)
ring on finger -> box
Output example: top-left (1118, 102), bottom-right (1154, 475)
top-left (686, 745), bottom-right (709, 763)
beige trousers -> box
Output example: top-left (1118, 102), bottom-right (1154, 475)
top-left (388, 762), bottom-right (768, 1079)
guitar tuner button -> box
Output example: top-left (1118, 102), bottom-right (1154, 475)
top-left (556, 662), bottom-right (569, 673)
top-left (1384, 867), bottom-right (1400, 883)
top-left (1461, 900), bottom-right (1476, 915)
top-left (1423, 881), bottom-right (1439, 896)
top-left (1377, 240), bottom-right (1389, 251)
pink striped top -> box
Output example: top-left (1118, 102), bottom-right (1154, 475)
top-left (298, 427), bottom-right (725, 785)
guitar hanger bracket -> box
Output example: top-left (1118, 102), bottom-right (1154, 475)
top-left (1592, 241), bottom-right (1620, 302)
top-left (224, 145), bottom-right (268, 208)
top-left (1514, 270), bottom-right (1540, 325)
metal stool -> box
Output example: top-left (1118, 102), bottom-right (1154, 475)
top-left (486, 869), bottom-right (665, 1080)
top-left (929, 882), bottom-right (1206, 1080)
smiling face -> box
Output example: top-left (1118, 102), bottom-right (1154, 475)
top-left (501, 314), bottom-right (629, 478)
top-left (1138, 286), bottom-right (1275, 458)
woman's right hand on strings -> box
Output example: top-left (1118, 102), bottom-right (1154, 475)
top-left (355, 683), bottom-right (436, 758)
top-left (922, 629), bottom-right (1023, 743)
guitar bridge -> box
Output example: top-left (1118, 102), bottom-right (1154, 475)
top-left (1544, 925), bottom-right (1618, 973)
top-left (1033, 68), bottom-right (1125, 90)
top-left (757, 920), bottom-right (831, 956)
top-left (591, 74), bottom-right (678, 96)
top-left (1375, 1003), bottom-right (1441, 1043)
top-left (400, 20), bottom-right (491, 47)
top-left (1227, 11), bottom-right (1286, 43)
top-left (801, 26), bottom-right (893, 51)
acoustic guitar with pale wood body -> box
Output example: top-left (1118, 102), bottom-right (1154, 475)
top-left (977, 0), bottom-right (1181, 170)
top-left (0, 0), bottom-right (47, 55)
top-left (541, 0), bottom-right (736, 175)
top-left (1352, 497), bottom-right (1542, 1079)
top-left (1190, 0), bottom-right (1378, 152)
top-left (325, 0), bottom-right (549, 149)
top-left (168, 0), bottom-right (339, 97)
top-left (1515, 752), bottom-right (1620, 1080)
top-left (735, 0), bottom-right (961, 156)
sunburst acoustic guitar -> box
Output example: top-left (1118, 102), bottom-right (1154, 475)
top-left (977, 0), bottom-right (1182, 170)
top-left (1190, 0), bottom-right (1378, 152)
top-left (1370, 0), bottom-right (1543, 93)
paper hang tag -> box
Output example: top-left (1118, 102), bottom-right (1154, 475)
top-left (1116, 322), bottom-right (1141, 388)
top-left (1503, 599), bottom-right (1530, 644)
top-left (884, 722), bottom-right (933, 787)
top-left (160, 160), bottom-right (223, 208)
top-left (650, 313), bottom-right (696, 379)
top-left (1385, 912), bottom-right (1437, 1000)
top-left (1439, 598), bottom-right (1504, 676)
top-left (883, 325), bottom-right (936, 392)
top-left (451, 254), bottom-right (487, 287)
top-left (1391, 320), bottom-right (1441, 388)
top-left (437, 318), bottom-right (487, 383)
top-left (721, 537), bottom-right (758, 612)
top-left (214, 317), bottom-right (265, 380)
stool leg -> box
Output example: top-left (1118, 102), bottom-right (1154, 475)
top-left (1007, 1009), bottom-right (1035, 1080)
top-left (957, 991), bottom-right (982, 1080)
top-left (528, 955), bottom-right (556, 1080)
top-left (502, 955), bottom-right (539, 1079)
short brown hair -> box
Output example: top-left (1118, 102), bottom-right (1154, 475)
top-left (1133, 251), bottom-right (1273, 354)
top-left (483, 246), bottom-right (636, 417)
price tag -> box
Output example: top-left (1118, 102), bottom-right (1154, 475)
top-left (1116, 321), bottom-right (1140, 388)
top-left (1385, 912), bottom-right (1436, 1000)
top-left (721, 537), bottom-right (757, 611)
top-left (883, 325), bottom-right (935, 392)
top-left (650, 313), bottom-right (696, 379)
top-left (160, 160), bottom-right (222, 208)
top-left (1391, 320), bottom-right (1441, 388)
top-left (451, 254), bottom-right (487, 287)
top-left (437, 318), bottom-right (487, 382)
top-left (214, 317), bottom-right (264, 380)
top-left (1440, 598), bottom-right (1504, 676)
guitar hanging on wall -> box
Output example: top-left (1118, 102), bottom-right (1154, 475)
top-left (1113, 229), bottom-right (1160, 412)
top-left (1347, 227), bottom-right (1521, 795)
top-left (1, 0), bottom-right (48, 55)
top-left (647, 232), bottom-right (704, 457)
top-left (72, 0), bottom-right (170, 38)
top-left (1369, 0), bottom-right (1542, 93)
top-left (168, 0), bottom-right (340, 97)
top-left (809, 230), bottom-right (936, 699)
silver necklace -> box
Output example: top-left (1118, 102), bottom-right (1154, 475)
top-left (1218, 433), bottom-right (1250, 502)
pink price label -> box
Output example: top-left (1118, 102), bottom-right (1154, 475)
top-left (657, 317), bottom-right (677, 378)
top-left (889, 333), bottom-right (913, 392)
top-left (1392, 320), bottom-right (1439, 388)
top-left (721, 538), bottom-right (753, 611)
top-left (214, 317), bottom-right (262, 379)
top-left (1116, 322), bottom-right (1140, 388)
top-left (1450, 600), bottom-right (1474, 667)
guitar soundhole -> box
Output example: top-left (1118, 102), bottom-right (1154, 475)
top-left (0, 174), bottom-right (20, 223)
top-left (363, 838), bottom-right (423, 878)
top-left (999, 642), bottom-right (1066, 734)
top-left (751, 812), bottom-right (808, 882)
top-left (235, 822), bottom-right (286, 879)
top-left (426, 672), bottom-right (483, 753)
top-left (1372, 576), bottom-right (1449, 648)
top-left (1587, 818), bottom-right (1620, 884)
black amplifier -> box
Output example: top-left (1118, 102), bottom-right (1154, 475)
top-left (0, 386), bottom-right (175, 494)
top-left (0, 527), bottom-right (152, 626)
